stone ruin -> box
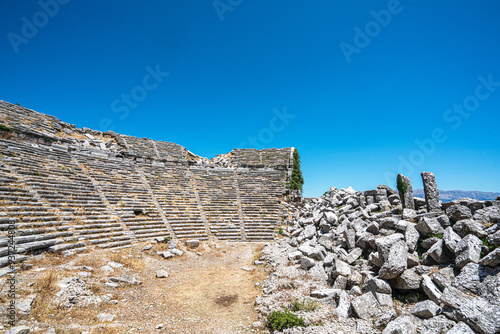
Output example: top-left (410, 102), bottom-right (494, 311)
top-left (2, 100), bottom-right (500, 333)
top-left (0, 101), bottom-right (295, 269)
top-left (265, 172), bottom-right (500, 334)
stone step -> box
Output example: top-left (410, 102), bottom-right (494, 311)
top-left (5, 238), bottom-right (63, 254)
top-left (0, 231), bottom-right (73, 247)
top-left (133, 228), bottom-right (168, 235)
top-left (0, 254), bottom-right (29, 268)
top-left (49, 241), bottom-right (86, 253)
top-left (77, 227), bottom-right (123, 235)
top-left (98, 240), bottom-right (132, 248)
top-left (131, 232), bottom-right (170, 239)
top-left (20, 216), bottom-right (60, 222)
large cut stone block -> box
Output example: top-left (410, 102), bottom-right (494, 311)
top-left (421, 171), bottom-right (440, 212)
top-left (397, 174), bottom-right (415, 209)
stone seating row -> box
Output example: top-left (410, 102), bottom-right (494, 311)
top-left (0, 136), bottom-right (287, 267)
top-left (143, 165), bottom-right (208, 239)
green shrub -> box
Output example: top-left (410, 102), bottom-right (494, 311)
top-left (278, 227), bottom-right (283, 235)
top-left (163, 236), bottom-right (172, 243)
top-left (481, 238), bottom-right (497, 257)
top-left (267, 310), bottom-right (305, 331)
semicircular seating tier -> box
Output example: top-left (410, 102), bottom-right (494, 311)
top-left (0, 101), bottom-right (294, 268)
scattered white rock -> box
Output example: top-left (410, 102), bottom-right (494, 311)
top-left (97, 313), bottom-right (115, 322)
top-left (156, 270), bottom-right (169, 278)
top-left (107, 261), bottom-right (123, 269)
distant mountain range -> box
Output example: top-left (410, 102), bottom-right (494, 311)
top-left (413, 189), bottom-right (500, 202)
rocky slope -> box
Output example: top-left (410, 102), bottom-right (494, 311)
top-left (256, 185), bottom-right (500, 334)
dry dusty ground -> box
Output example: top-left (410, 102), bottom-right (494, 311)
top-left (0, 240), bottom-right (272, 334)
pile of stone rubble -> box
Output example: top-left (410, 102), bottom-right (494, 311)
top-left (260, 172), bottom-right (500, 334)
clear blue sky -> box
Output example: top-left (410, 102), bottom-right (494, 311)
top-left (1, 1), bottom-right (499, 197)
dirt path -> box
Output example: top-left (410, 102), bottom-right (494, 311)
top-left (3, 240), bottom-right (270, 334)
top-left (118, 241), bottom-right (267, 333)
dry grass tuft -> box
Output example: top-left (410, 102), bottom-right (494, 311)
top-left (35, 270), bottom-right (58, 295)
top-left (109, 252), bottom-right (145, 271)
top-left (93, 326), bottom-right (120, 334)
top-left (251, 243), bottom-right (265, 263)
top-left (33, 253), bottom-right (69, 267)
top-left (31, 270), bottom-right (59, 321)
top-left (54, 328), bottom-right (81, 334)
top-left (73, 255), bottom-right (105, 269)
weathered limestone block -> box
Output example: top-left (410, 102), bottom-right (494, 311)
top-left (446, 205), bottom-right (472, 223)
top-left (397, 174), bottom-right (415, 210)
top-left (456, 297), bottom-right (500, 334)
top-left (488, 230), bottom-right (500, 246)
top-left (451, 262), bottom-right (483, 295)
top-left (309, 263), bottom-right (328, 281)
top-left (479, 247), bottom-right (500, 267)
top-left (382, 315), bottom-right (418, 334)
top-left (379, 241), bottom-right (408, 280)
top-left (455, 234), bottom-right (482, 268)
top-left (422, 274), bottom-right (442, 304)
top-left (344, 228), bottom-right (356, 250)
top-left (333, 290), bottom-right (351, 318)
top-left (365, 277), bottom-right (392, 294)
top-left (345, 247), bottom-right (362, 264)
top-left (441, 286), bottom-right (475, 309)
top-left (453, 219), bottom-right (487, 238)
top-left (443, 227), bottom-right (461, 253)
top-left (369, 251), bottom-right (385, 267)
top-left (411, 300), bottom-right (441, 319)
top-left (432, 267), bottom-right (455, 290)
top-left (421, 171), bottom-right (440, 212)
top-left (419, 315), bottom-right (456, 334)
top-left (405, 224), bottom-right (420, 253)
top-left (288, 251), bottom-right (302, 261)
top-left (185, 239), bottom-right (200, 249)
top-left (299, 256), bottom-right (315, 270)
top-left (392, 268), bottom-right (423, 291)
top-left (416, 217), bottom-right (445, 236)
top-left (446, 322), bottom-right (475, 334)
top-left (332, 259), bottom-right (351, 278)
top-left (324, 211), bottom-right (337, 224)
top-left (351, 292), bottom-right (384, 320)
top-left (375, 233), bottom-right (405, 261)
top-left (333, 275), bottom-right (348, 289)
top-left (303, 224), bottom-right (316, 239)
